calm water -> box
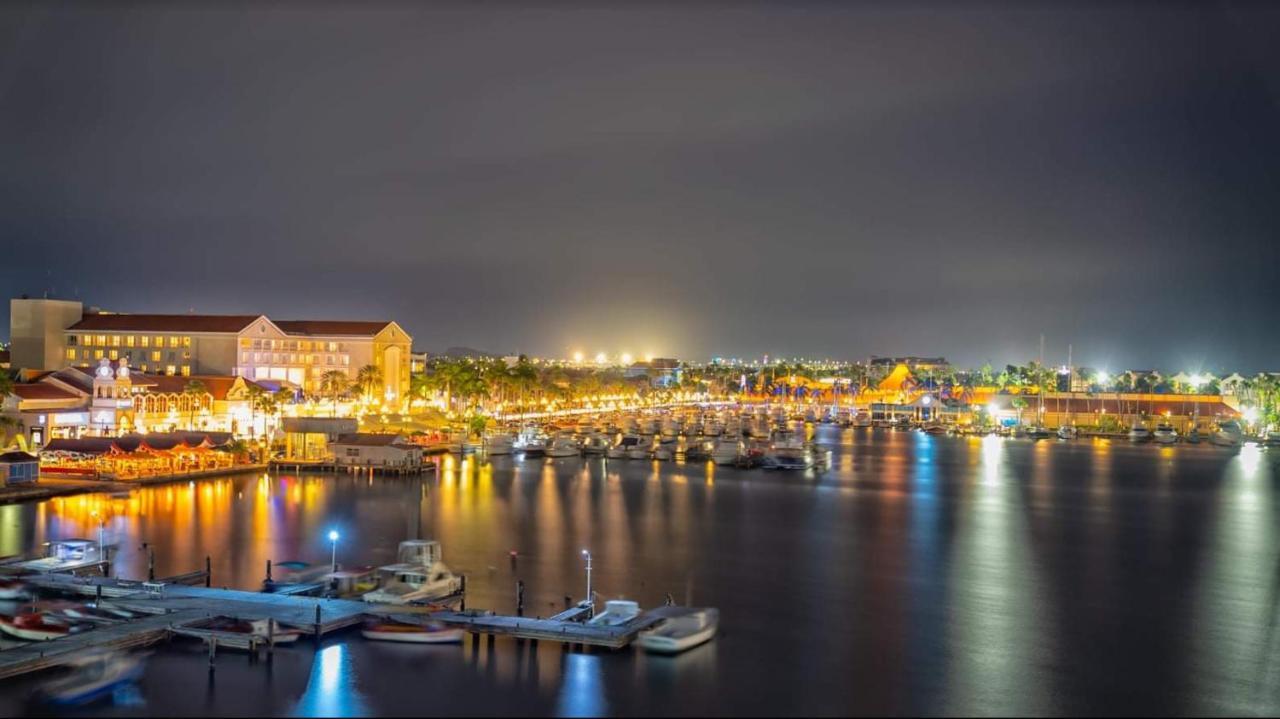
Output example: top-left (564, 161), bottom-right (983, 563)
top-left (3, 426), bottom-right (1280, 716)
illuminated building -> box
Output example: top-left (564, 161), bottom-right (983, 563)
top-left (7, 299), bottom-right (411, 400)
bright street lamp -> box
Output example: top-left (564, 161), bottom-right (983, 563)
top-left (328, 530), bottom-right (340, 571)
top-left (581, 549), bottom-right (593, 606)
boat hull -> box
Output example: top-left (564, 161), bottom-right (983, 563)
top-left (637, 625), bottom-right (716, 654)
top-left (361, 627), bottom-right (464, 644)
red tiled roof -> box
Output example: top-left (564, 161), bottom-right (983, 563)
top-left (9, 384), bottom-right (82, 401)
top-left (134, 374), bottom-right (241, 400)
top-left (68, 314), bottom-right (260, 333)
top-left (274, 320), bottom-right (392, 337)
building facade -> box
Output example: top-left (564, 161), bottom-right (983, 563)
top-left (8, 300), bottom-right (411, 401)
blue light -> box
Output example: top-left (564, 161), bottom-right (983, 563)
top-left (328, 530), bottom-right (339, 542)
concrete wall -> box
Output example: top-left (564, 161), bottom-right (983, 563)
top-left (9, 299), bottom-right (83, 371)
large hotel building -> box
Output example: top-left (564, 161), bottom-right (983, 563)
top-left (9, 298), bottom-right (412, 400)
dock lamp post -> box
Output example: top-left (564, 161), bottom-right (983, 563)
top-left (329, 530), bottom-right (340, 572)
top-left (91, 511), bottom-right (105, 551)
top-left (581, 549), bottom-right (593, 606)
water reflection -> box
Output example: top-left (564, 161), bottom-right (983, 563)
top-left (292, 644), bottom-right (371, 718)
top-left (556, 653), bottom-right (607, 718)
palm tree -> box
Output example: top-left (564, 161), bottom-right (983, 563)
top-left (244, 383), bottom-right (267, 440)
top-left (355, 364), bottom-right (383, 404)
top-left (320, 370), bottom-right (349, 417)
top-left (183, 379), bottom-right (208, 430)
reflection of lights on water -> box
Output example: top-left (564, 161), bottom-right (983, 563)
top-left (292, 643), bottom-right (370, 718)
top-left (981, 435), bottom-right (1002, 486)
top-left (556, 653), bottom-right (606, 718)
top-left (1238, 443), bottom-right (1262, 478)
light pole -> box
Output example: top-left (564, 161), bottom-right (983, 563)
top-left (581, 549), bottom-right (592, 606)
top-left (91, 511), bottom-right (105, 550)
top-left (329, 530), bottom-right (340, 572)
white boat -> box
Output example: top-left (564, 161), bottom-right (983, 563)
top-left (1185, 427), bottom-right (1203, 444)
top-left (636, 607), bottom-right (719, 655)
top-left (362, 540), bottom-right (463, 605)
top-left (1212, 420), bottom-right (1244, 447)
top-left (0, 612), bottom-right (86, 641)
top-left (545, 434), bottom-right (581, 458)
top-left (627, 438), bottom-right (653, 460)
top-left (1056, 425), bottom-right (1079, 440)
top-left (1153, 424), bottom-right (1178, 444)
top-left (1128, 424), bottom-right (1152, 443)
top-left (514, 426), bottom-right (547, 457)
top-left (10, 539), bottom-right (106, 575)
top-left (361, 619), bottom-right (464, 644)
top-left (853, 411), bottom-right (873, 428)
top-left (660, 417), bottom-right (680, 438)
top-left (38, 650), bottom-right (145, 706)
top-left (582, 433), bottom-right (612, 455)
top-left (704, 420), bottom-right (723, 437)
top-left (482, 433), bottom-right (514, 455)
top-left (652, 440), bottom-right (675, 461)
top-left (0, 577), bottom-right (30, 600)
top-left (639, 417), bottom-right (659, 435)
top-left (607, 434), bottom-right (643, 459)
top-left (711, 439), bottom-right (744, 466)
top-left (586, 599), bottom-right (641, 626)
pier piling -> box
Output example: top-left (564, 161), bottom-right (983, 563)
top-left (516, 580), bottom-right (525, 617)
top-left (205, 556), bottom-right (212, 587)
top-left (148, 549), bottom-right (155, 582)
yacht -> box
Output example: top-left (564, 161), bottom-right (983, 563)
top-left (362, 540), bottom-right (463, 605)
top-left (607, 434), bottom-right (644, 459)
top-left (660, 416), bottom-right (682, 438)
top-left (711, 439), bottom-right (744, 466)
top-left (1153, 424), bottom-right (1178, 444)
top-left (639, 417), bottom-right (660, 435)
top-left (1212, 420), bottom-right (1244, 447)
top-left (636, 607), bottom-right (719, 655)
top-left (704, 420), bottom-right (724, 437)
top-left (1128, 424), bottom-right (1152, 443)
top-left (482, 433), bottom-right (514, 455)
top-left (9, 539), bottom-right (106, 575)
top-left (853, 411), bottom-right (873, 428)
top-left (1185, 427), bottom-right (1202, 444)
top-left (582, 433), bottom-right (612, 455)
top-left (587, 600), bottom-right (641, 627)
top-left (37, 650), bottom-right (145, 706)
top-left (627, 437), bottom-right (654, 460)
top-left (545, 434), bottom-right (581, 458)
top-left (514, 426), bottom-right (548, 457)
top-left (684, 439), bottom-right (715, 461)
top-left (1056, 425), bottom-right (1079, 440)
top-left (761, 431), bottom-right (812, 470)
top-left (921, 423), bottom-right (948, 436)
top-left (1024, 426), bottom-right (1053, 440)
top-left (653, 438), bottom-right (676, 461)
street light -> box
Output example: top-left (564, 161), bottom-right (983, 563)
top-left (91, 511), bottom-right (105, 550)
top-left (581, 549), bottom-right (593, 606)
top-left (328, 530), bottom-right (340, 572)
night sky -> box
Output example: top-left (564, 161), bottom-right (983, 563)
top-left (2, 2), bottom-right (1279, 371)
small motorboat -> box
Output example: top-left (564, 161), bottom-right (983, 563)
top-left (1211, 420), bottom-right (1243, 447)
top-left (361, 619), bottom-right (464, 644)
top-left (586, 600), bottom-right (641, 626)
top-left (0, 577), bottom-right (31, 600)
top-left (545, 434), bottom-right (581, 458)
top-left (1024, 426), bottom-right (1053, 440)
top-left (1153, 424), bottom-right (1178, 444)
top-left (482, 433), bottom-right (514, 455)
top-left (921, 424), bottom-right (948, 436)
top-left (1185, 427), bottom-right (1202, 444)
top-left (514, 426), bottom-right (548, 457)
top-left (582, 433), bottom-right (612, 455)
top-left (38, 650), bottom-right (145, 706)
top-left (636, 607), bottom-right (719, 655)
top-left (202, 617), bottom-right (304, 645)
top-left (0, 612), bottom-right (84, 641)
top-left (684, 440), bottom-right (714, 461)
top-left (627, 439), bottom-right (653, 460)
top-left (1057, 425), bottom-right (1079, 440)
top-left (1128, 424), bottom-right (1152, 443)
top-left (710, 439), bottom-right (743, 466)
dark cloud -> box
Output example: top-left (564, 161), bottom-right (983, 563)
top-left (2, 1), bottom-right (1279, 371)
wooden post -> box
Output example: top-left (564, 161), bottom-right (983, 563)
top-left (516, 580), bottom-right (525, 617)
top-left (314, 603), bottom-right (322, 636)
top-left (265, 559), bottom-right (273, 584)
top-left (208, 636), bottom-right (217, 669)
top-left (460, 575), bottom-right (466, 612)
top-left (205, 555), bottom-right (212, 587)
top-left (148, 549), bottom-right (155, 582)
top-left (267, 619), bottom-right (275, 662)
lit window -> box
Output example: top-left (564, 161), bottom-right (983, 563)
top-left (97, 335), bottom-right (106, 346)
top-left (94, 349), bottom-right (104, 359)
top-left (66, 348), bottom-right (77, 360)
top-left (109, 349), bottom-right (118, 360)
top-left (168, 336), bottom-right (180, 348)
top-left (140, 336), bottom-right (149, 348)
top-left (342, 355), bottom-right (350, 366)
top-left (181, 365), bottom-right (191, 376)
top-left (328, 342), bottom-right (337, 352)
top-left (154, 336), bottom-right (163, 347)
top-left (182, 336), bottom-right (191, 348)
top-left (166, 365), bottom-right (176, 376)
top-left (241, 352), bottom-right (248, 363)
top-left (111, 335), bottom-right (121, 347)
top-left (81, 334), bottom-right (91, 346)
top-left (239, 338), bottom-right (251, 348)
top-left (151, 351), bottom-right (161, 362)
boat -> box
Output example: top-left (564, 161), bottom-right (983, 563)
top-left (627, 437), bottom-right (653, 460)
top-left (0, 577), bottom-right (30, 600)
top-left (545, 434), bottom-right (581, 458)
top-left (711, 439), bottom-right (744, 466)
top-left (362, 540), bottom-right (463, 605)
top-left (684, 440), bottom-right (715, 461)
top-left (761, 432), bottom-right (812, 470)
top-left (652, 441), bottom-right (674, 461)
top-left (853, 411), bottom-right (873, 428)
top-left (38, 650), bottom-right (145, 706)
top-left (320, 568), bottom-right (379, 599)
top-left (636, 607), bottom-right (718, 655)
top-left (482, 433), bottom-right (514, 455)
top-left (0, 612), bottom-right (84, 641)
top-left (203, 617), bottom-right (304, 645)
top-left (639, 417), bottom-right (659, 435)
top-left (1185, 427), bottom-right (1202, 444)
top-left (921, 424), bottom-right (948, 436)
top-left (1153, 424), bottom-right (1178, 444)
top-left (263, 560), bottom-right (331, 591)
top-left (1024, 426), bottom-right (1053, 440)
top-left (582, 433), bottom-right (612, 455)
top-left (514, 426), bottom-right (547, 457)
top-left (1128, 424), bottom-right (1152, 443)
top-left (586, 599), bottom-right (641, 626)
top-left (1212, 420), bottom-right (1244, 447)
top-left (1056, 425), bottom-right (1079, 440)
top-left (9, 539), bottom-right (106, 575)
top-left (607, 434), bottom-right (643, 459)
top-left (361, 619), bottom-right (464, 644)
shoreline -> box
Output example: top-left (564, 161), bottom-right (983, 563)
top-left (0, 464), bottom-right (269, 506)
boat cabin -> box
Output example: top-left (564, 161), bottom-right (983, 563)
top-left (396, 540), bottom-right (442, 566)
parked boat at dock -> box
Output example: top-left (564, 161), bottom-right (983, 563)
top-left (514, 426), bottom-right (548, 457)
top-left (545, 434), bottom-right (581, 458)
top-left (361, 619), bottom-right (464, 644)
top-left (1212, 420), bottom-right (1243, 447)
top-left (1153, 424), bottom-right (1178, 444)
top-left (636, 606), bottom-right (719, 654)
top-left (1057, 425), bottom-right (1079, 440)
top-left (1128, 424), bottom-right (1152, 443)
top-left (37, 650), bottom-right (146, 706)
top-left (362, 540), bottom-right (463, 605)
top-left (0, 612), bottom-right (85, 641)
